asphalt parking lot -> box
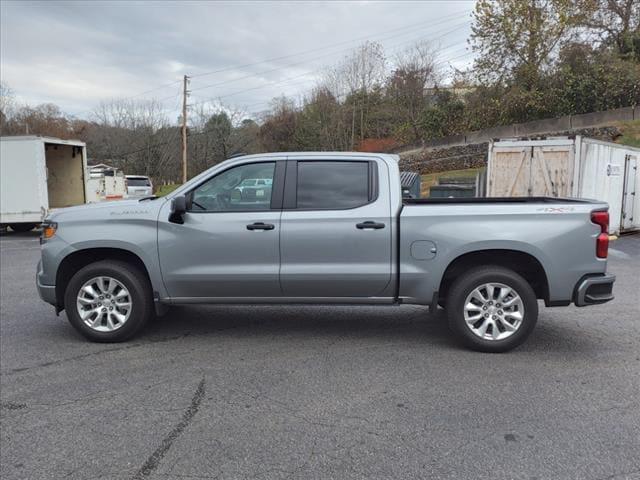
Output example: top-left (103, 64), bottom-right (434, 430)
top-left (1, 232), bottom-right (639, 480)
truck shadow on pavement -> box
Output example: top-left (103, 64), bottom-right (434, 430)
top-left (131, 304), bottom-right (605, 355)
top-left (144, 304), bottom-right (458, 346)
top-left (0, 230), bottom-right (40, 239)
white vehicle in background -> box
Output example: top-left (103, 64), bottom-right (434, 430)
top-left (0, 136), bottom-right (88, 232)
top-left (236, 178), bottom-right (272, 193)
top-left (86, 164), bottom-right (127, 203)
top-left (125, 175), bottom-right (153, 198)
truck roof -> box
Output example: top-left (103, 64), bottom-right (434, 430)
top-left (229, 152), bottom-right (400, 162)
top-left (0, 135), bottom-right (86, 147)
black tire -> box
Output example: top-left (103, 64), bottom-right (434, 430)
top-left (446, 266), bottom-right (538, 353)
top-left (64, 260), bottom-right (153, 342)
top-left (9, 223), bottom-right (37, 233)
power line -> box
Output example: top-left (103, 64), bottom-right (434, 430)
top-left (70, 81), bottom-right (184, 121)
top-left (190, 9), bottom-right (471, 79)
top-left (70, 11), bottom-right (473, 120)
top-left (192, 44), bottom-right (473, 114)
top-left (110, 50), bottom-right (476, 162)
top-left (70, 10), bottom-right (470, 119)
top-left (187, 20), bottom-right (471, 111)
top-left (190, 18), bottom-right (471, 95)
top-left (240, 49), bottom-right (475, 117)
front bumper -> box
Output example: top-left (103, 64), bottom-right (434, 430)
top-left (574, 273), bottom-right (615, 307)
top-left (36, 260), bottom-right (57, 306)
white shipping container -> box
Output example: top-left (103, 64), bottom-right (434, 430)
top-left (487, 136), bottom-right (639, 235)
top-left (0, 136), bottom-right (88, 231)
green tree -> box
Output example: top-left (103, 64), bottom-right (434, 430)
top-left (470, 0), bottom-right (584, 88)
top-left (204, 111), bottom-right (233, 159)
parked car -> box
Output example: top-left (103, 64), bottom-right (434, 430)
top-left (0, 136), bottom-right (88, 232)
top-left (36, 152), bottom-right (615, 352)
top-left (236, 177), bottom-right (273, 192)
top-left (125, 175), bottom-right (153, 198)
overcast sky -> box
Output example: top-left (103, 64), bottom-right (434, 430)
top-left (0, 0), bottom-right (476, 122)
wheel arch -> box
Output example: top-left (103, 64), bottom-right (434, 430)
top-left (438, 249), bottom-right (550, 305)
top-left (55, 248), bottom-right (154, 311)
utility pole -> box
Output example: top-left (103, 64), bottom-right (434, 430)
top-left (181, 74), bottom-right (190, 184)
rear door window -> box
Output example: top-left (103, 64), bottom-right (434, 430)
top-left (127, 177), bottom-right (151, 187)
top-left (296, 161), bottom-right (372, 209)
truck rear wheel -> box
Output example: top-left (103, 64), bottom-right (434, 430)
top-left (446, 266), bottom-right (538, 353)
top-left (9, 223), bottom-right (37, 232)
top-left (63, 260), bottom-right (153, 342)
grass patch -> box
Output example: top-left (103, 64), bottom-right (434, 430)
top-left (615, 120), bottom-right (640, 148)
top-left (420, 167), bottom-right (484, 197)
top-left (155, 184), bottom-right (181, 196)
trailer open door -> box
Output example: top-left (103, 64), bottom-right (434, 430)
top-left (45, 142), bottom-right (86, 208)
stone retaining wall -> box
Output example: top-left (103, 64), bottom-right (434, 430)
top-left (399, 126), bottom-right (624, 174)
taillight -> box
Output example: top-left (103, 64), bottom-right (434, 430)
top-left (591, 211), bottom-right (609, 259)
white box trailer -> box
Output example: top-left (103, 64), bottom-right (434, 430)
top-left (487, 136), bottom-right (639, 235)
top-left (0, 136), bottom-right (88, 231)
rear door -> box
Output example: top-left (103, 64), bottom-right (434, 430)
top-left (279, 157), bottom-right (392, 298)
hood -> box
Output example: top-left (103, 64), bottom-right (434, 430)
top-left (47, 198), bottom-right (165, 221)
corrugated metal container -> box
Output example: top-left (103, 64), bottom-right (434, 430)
top-left (487, 136), bottom-right (639, 234)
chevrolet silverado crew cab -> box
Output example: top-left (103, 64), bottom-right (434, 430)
top-left (37, 152), bottom-right (615, 352)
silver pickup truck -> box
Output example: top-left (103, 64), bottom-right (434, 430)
top-left (37, 152), bottom-right (615, 352)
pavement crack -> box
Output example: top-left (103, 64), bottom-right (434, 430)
top-left (1, 334), bottom-right (191, 375)
top-left (132, 377), bottom-right (206, 480)
top-left (0, 401), bottom-right (27, 411)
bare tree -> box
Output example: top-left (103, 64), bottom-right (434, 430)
top-left (388, 41), bottom-right (442, 143)
top-left (88, 97), bottom-right (172, 178)
top-left (92, 98), bottom-right (168, 131)
top-left (0, 82), bottom-right (16, 131)
top-left (325, 42), bottom-right (386, 147)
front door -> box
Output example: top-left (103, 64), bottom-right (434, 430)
top-left (158, 160), bottom-right (283, 299)
top-left (279, 158), bottom-right (392, 298)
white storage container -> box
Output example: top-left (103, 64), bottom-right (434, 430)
top-left (0, 136), bottom-right (88, 230)
top-left (487, 136), bottom-right (639, 235)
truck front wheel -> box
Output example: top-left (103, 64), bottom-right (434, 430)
top-left (63, 260), bottom-right (153, 342)
top-left (446, 266), bottom-right (538, 353)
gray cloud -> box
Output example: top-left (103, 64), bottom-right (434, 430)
top-left (1, 0), bottom-right (475, 121)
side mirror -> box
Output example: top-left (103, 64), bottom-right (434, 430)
top-left (169, 195), bottom-right (186, 224)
